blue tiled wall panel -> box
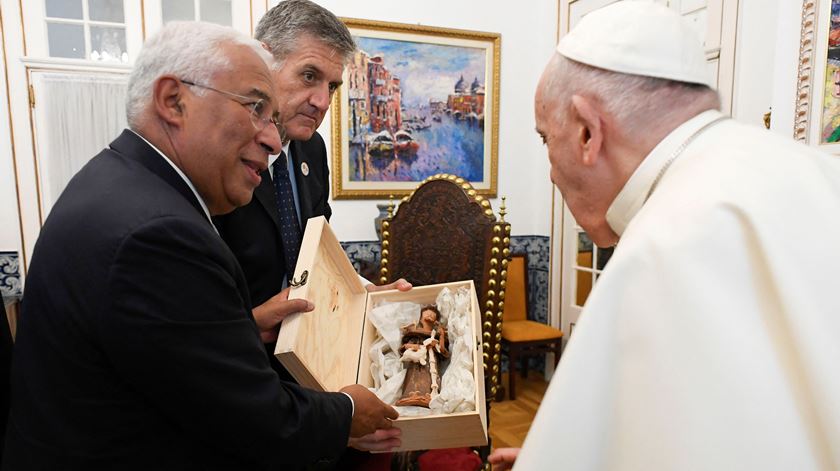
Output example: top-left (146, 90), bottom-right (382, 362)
top-left (340, 241), bottom-right (381, 276)
top-left (0, 251), bottom-right (21, 300)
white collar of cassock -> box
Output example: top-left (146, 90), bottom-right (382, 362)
top-left (605, 109), bottom-right (725, 237)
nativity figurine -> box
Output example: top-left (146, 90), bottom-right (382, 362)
top-left (395, 305), bottom-right (450, 408)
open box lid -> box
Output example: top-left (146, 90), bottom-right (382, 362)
top-left (273, 216), bottom-right (368, 392)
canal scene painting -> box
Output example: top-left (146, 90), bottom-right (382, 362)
top-left (822, 0), bottom-right (840, 143)
top-left (332, 20), bottom-right (500, 198)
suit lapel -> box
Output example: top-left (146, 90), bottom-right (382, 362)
top-left (290, 140), bottom-right (315, 228)
top-left (109, 130), bottom-right (209, 225)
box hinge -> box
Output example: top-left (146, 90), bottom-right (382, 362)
top-left (289, 270), bottom-right (308, 287)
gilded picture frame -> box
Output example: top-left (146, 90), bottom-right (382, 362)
top-left (794, 0), bottom-right (840, 152)
top-left (331, 18), bottom-right (501, 199)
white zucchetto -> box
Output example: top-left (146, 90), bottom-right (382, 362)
top-left (556, 1), bottom-right (712, 87)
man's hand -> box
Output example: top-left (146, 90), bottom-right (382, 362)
top-left (347, 428), bottom-right (402, 452)
top-left (252, 287), bottom-right (314, 343)
top-left (339, 384), bottom-right (399, 438)
top-left (488, 447), bottom-right (520, 471)
top-left (366, 278), bottom-right (412, 293)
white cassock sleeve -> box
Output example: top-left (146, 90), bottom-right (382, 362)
top-left (513, 204), bottom-right (836, 470)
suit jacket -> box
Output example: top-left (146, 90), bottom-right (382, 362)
top-left (0, 294), bottom-right (12, 467)
top-left (214, 132), bottom-right (332, 308)
top-left (3, 130), bottom-right (350, 471)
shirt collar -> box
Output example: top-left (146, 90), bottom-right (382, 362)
top-left (268, 142), bottom-right (292, 178)
top-left (128, 129), bottom-right (217, 233)
top-left (605, 109), bottom-right (724, 237)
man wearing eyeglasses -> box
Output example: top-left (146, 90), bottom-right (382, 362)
top-left (213, 1), bottom-right (409, 453)
top-left (181, 79), bottom-right (283, 132)
top-left (4, 21), bottom-right (397, 470)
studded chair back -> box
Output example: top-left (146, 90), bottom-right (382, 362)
top-left (379, 174), bottom-right (511, 401)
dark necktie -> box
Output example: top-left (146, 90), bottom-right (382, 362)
top-left (272, 151), bottom-right (302, 279)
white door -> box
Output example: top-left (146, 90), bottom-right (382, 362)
top-left (11, 0), bottom-right (142, 271)
top-left (29, 69), bottom-right (129, 219)
top-left (9, 0), bottom-right (262, 271)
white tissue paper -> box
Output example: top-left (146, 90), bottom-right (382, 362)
top-left (367, 287), bottom-right (476, 417)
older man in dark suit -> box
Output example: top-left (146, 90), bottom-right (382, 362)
top-left (3, 21), bottom-right (397, 470)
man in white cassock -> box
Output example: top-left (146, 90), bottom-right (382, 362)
top-left (489, 2), bottom-right (840, 470)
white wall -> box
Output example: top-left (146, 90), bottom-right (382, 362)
top-left (731, 0), bottom-right (780, 128)
top-left (0, 12), bottom-right (23, 256)
top-left (729, 0), bottom-right (801, 139)
top-left (769, 0), bottom-right (804, 138)
top-left (313, 0), bottom-right (557, 241)
top-left (0, 0), bottom-right (807, 258)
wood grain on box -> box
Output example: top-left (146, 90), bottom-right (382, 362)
top-left (274, 217), bottom-right (367, 392)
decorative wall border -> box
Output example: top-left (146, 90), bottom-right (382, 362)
top-left (794, 0), bottom-right (818, 142)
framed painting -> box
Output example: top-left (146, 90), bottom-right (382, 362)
top-left (331, 18), bottom-right (500, 199)
top-left (795, 0), bottom-right (840, 152)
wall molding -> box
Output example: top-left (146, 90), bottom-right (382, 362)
top-left (794, 0), bottom-right (817, 142)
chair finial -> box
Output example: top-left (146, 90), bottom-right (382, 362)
top-left (387, 195), bottom-right (395, 218)
top-left (499, 196), bottom-right (507, 223)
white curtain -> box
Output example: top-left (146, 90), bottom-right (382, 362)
top-left (32, 71), bottom-right (128, 216)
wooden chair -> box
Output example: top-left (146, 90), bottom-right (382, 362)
top-left (379, 174), bottom-right (511, 402)
top-left (379, 174), bottom-right (511, 466)
top-left (501, 254), bottom-right (563, 400)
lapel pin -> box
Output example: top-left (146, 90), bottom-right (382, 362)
top-left (300, 162), bottom-right (310, 176)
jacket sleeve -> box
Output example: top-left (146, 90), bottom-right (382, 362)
top-left (100, 216), bottom-right (351, 469)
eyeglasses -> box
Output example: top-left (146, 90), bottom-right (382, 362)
top-left (180, 79), bottom-right (280, 131)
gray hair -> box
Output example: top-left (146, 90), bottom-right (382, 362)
top-left (541, 54), bottom-right (720, 135)
top-left (126, 21), bottom-right (273, 128)
top-left (255, 0), bottom-right (355, 64)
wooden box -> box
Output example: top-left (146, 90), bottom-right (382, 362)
top-left (275, 216), bottom-right (487, 451)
